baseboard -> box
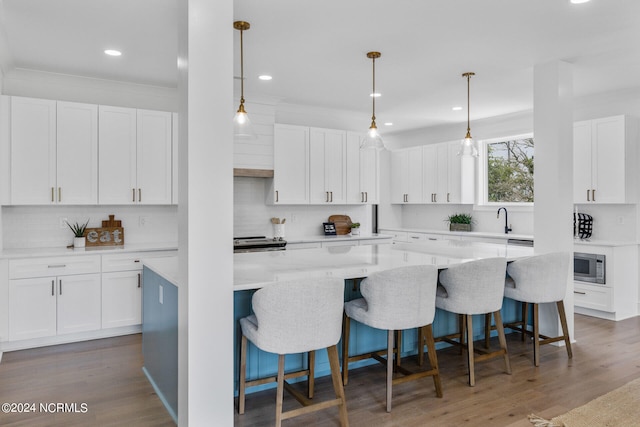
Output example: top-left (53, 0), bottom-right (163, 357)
top-left (0, 325), bottom-right (141, 352)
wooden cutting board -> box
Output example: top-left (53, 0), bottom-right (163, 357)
top-left (328, 215), bottom-right (352, 235)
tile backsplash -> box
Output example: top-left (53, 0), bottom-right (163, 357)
top-left (2, 205), bottom-right (178, 249)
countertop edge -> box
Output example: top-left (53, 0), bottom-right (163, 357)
top-left (142, 256), bottom-right (180, 287)
top-left (0, 242), bottom-right (178, 260)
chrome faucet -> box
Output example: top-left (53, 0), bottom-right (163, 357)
top-left (497, 207), bottom-right (512, 234)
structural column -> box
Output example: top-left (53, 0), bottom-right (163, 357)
top-left (533, 61), bottom-right (575, 339)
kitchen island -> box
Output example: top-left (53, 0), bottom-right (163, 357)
top-left (233, 240), bottom-right (535, 394)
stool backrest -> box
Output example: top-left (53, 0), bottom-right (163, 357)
top-left (251, 277), bottom-right (344, 354)
top-left (506, 252), bottom-right (570, 303)
top-left (359, 265), bottom-right (438, 330)
top-left (438, 257), bottom-right (507, 315)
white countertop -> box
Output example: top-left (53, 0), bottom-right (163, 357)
top-left (0, 242), bottom-right (178, 260)
top-left (143, 256), bottom-right (181, 287)
top-left (573, 239), bottom-right (636, 247)
top-left (286, 233), bottom-right (393, 244)
top-left (379, 227), bottom-right (534, 241)
top-left (234, 240), bottom-right (534, 291)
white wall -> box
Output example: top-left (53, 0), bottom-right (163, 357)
top-left (1, 205), bottom-right (177, 249)
top-left (234, 177), bottom-right (372, 239)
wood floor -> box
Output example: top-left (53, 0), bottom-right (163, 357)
top-left (1, 314), bottom-right (639, 426)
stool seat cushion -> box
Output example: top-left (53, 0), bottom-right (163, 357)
top-left (344, 265), bottom-right (438, 330)
top-left (240, 278), bottom-right (344, 354)
top-left (504, 252), bottom-right (570, 304)
top-left (436, 257), bottom-right (507, 315)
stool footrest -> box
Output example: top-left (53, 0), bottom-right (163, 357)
top-left (244, 368), bottom-right (310, 388)
top-left (281, 398), bottom-right (344, 420)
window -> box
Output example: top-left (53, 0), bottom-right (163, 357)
top-left (481, 136), bottom-right (534, 204)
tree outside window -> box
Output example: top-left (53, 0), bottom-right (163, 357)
top-left (487, 138), bottom-right (534, 203)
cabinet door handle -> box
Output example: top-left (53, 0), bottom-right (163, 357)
top-left (51, 187), bottom-right (55, 203)
top-left (447, 193), bottom-right (450, 203)
top-left (275, 190), bottom-right (279, 202)
top-left (133, 188), bottom-right (136, 202)
top-left (434, 193), bottom-right (437, 203)
top-left (138, 273), bottom-right (141, 288)
top-left (51, 280), bottom-right (55, 296)
top-left (365, 192), bottom-right (368, 203)
top-left (574, 291), bottom-right (586, 295)
top-left (59, 279), bottom-right (62, 295)
top-left (48, 264), bottom-right (66, 268)
top-left (330, 191), bottom-right (333, 202)
top-left (586, 189), bottom-right (590, 202)
top-left (139, 188), bottom-right (142, 202)
top-left (361, 192), bottom-right (364, 203)
top-left (592, 189), bottom-right (595, 202)
top-left (325, 191), bottom-right (329, 202)
top-left (58, 187), bottom-right (62, 202)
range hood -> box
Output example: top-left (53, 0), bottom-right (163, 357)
top-left (233, 168), bottom-right (274, 178)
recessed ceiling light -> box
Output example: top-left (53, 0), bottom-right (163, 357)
top-left (384, 122), bottom-right (393, 126)
top-left (104, 49), bottom-right (122, 56)
top-left (570, 0), bottom-right (590, 4)
top-left (452, 106), bottom-right (463, 111)
top-left (258, 75), bottom-right (272, 81)
top-left (370, 93), bottom-right (381, 98)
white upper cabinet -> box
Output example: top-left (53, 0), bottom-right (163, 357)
top-left (99, 107), bottom-right (172, 205)
top-left (272, 124), bottom-right (310, 204)
top-left (422, 145), bottom-right (438, 203)
top-left (56, 101), bottom-right (99, 204)
top-left (391, 147), bottom-right (423, 204)
top-left (309, 127), bottom-right (347, 204)
top-left (573, 115), bottom-right (638, 204)
top-left (447, 141), bottom-right (464, 204)
top-left (99, 105), bottom-right (137, 204)
top-left (136, 109), bottom-right (172, 204)
top-left (10, 96), bottom-right (57, 205)
top-left (172, 112), bottom-right (179, 204)
top-left (9, 97), bottom-right (98, 205)
top-left (346, 132), bottom-right (379, 204)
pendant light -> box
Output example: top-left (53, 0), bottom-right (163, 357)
top-left (233, 21), bottom-right (257, 140)
top-left (458, 72), bottom-right (478, 157)
top-left (360, 51), bottom-right (385, 150)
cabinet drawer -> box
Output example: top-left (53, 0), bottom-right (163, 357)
top-left (407, 232), bottom-right (427, 242)
top-left (9, 255), bottom-right (101, 279)
top-left (379, 230), bottom-right (408, 242)
top-left (573, 282), bottom-right (613, 312)
top-left (102, 250), bottom-right (176, 272)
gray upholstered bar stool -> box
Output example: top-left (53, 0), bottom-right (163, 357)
top-left (238, 278), bottom-right (349, 427)
top-left (504, 252), bottom-right (572, 366)
top-left (342, 265), bottom-right (443, 412)
top-left (435, 257), bottom-right (511, 387)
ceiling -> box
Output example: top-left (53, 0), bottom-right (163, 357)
top-left (2, 0), bottom-right (640, 133)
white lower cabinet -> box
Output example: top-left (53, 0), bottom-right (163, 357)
top-left (9, 273), bottom-right (101, 341)
top-left (102, 271), bottom-right (141, 328)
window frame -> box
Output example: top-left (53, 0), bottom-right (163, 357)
top-left (475, 133), bottom-right (534, 210)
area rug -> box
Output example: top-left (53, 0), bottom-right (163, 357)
top-left (528, 377), bottom-right (640, 427)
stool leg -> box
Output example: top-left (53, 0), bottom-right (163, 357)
top-left (465, 315), bottom-right (475, 387)
top-left (522, 302), bottom-right (529, 341)
top-left (424, 324), bottom-right (443, 398)
top-left (342, 313), bottom-right (351, 386)
top-left (484, 313), bottom-right (491, 348)
top-left (557, 300), bottom-right (573, 360)
top-left (493, 310), bottom-right (511, 375)
top-left (308, 350), bottom-right (315, 399)
top-left (386, 329), bottom-right (394, 412)
top-left (238, 334), bottom-right (248, 414)
top-left (395, 330), bottom-right (402, 370)
top-left (533, 303), bottom-right (540, 367)
top-left (458, 314), bottom-right (465, 354)
top-left (418, 326), bottom-right (425, 366)
top-left (275, 354), bottom-right (285, 427)
top-left (327, 345), bottom-right (350, 427)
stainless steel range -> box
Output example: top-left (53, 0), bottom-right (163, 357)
top-left (233, 236), bottom-right (287, 253)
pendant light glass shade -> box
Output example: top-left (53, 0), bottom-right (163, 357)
top-left (233, 21), bottom-right (257, 140)
top-left (458, 72), bottom-right (478, 157)
top-left (360, 52), bottom-right (385, 150)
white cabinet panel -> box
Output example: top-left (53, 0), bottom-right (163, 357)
top-left (272, 124), bottom-right (310, 204)
top-left (346, 132), bottom-right (379, 204)
top-left (99, 105), bottom-right (138, 204)
top-left (573, 116), bottom-right (637, 204)
top-left (102, 271), bottom-right (141, 328)
top-left (309, 128), bottom-right (347, 204)
top-left (8, 277), bottom-right (57, 341)
top-left (56, 101), bottom-right (98, 204)
top-left (172, 112), bottom-right (179, 204)
top-left (10, 97), bottom-right (57, 205)
top-left (57, 274), bottom-right (102, 334)
top-left (391, 147), bottom-right (423, 204)
top-left (136, 109), bottom-right (172, 204)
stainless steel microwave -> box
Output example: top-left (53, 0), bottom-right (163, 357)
top-left (574, 252), bottom-right (605, 284)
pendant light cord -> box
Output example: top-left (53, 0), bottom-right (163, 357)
top-left (466, 73), bottom-right (470, 135)
top-left (371, 55), bottom-right (376, 123)
top-left (240, 28), bottom-right (245, 105)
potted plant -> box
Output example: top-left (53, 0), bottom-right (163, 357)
top-left (350, 222), bottom-right (361, 236)
top-left (445, 213), bottom-right (473, 232)
top-left (67, 219), bottom-right (89, 248)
